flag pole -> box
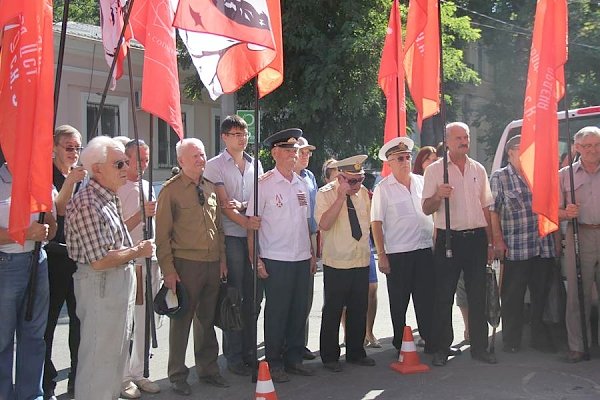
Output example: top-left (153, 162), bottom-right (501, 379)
top-left (251, 78), bottom-right (261, 384)
top-left (90, 0), bottom-right (136, 138)
top-left (436, 0), bottom-right (452, 258)
top-left (563, 91), bottom-right (590, 360)
top-left (25, 0), bottom-right (71, 322)
top-left (126, 51), bottom-right (159, 378)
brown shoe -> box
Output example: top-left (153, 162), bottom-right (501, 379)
top-left (566, 351), bottom-right (585, 363)
top-left (270, 368), bottom-right (290, 383)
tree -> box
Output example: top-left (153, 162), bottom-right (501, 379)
top-left (54, 0), bottom-right (99, 25)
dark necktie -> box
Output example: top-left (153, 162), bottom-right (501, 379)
top-left (347, 195), bottom-right (362, 241)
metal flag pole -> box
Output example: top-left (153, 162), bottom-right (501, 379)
top-left (436, 0), bottom-right (452, 258)
top-left (563, 91), bottom-right (590, 360)
top-left (25, 0), bottom-right (71, 321)
top-left (126, 51), bottom-right (158, 379)
top-left (251, 78), bottom-right (261, 383)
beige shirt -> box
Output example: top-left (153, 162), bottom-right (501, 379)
top-left (155, 173), bottom-right (225, 276)
top-left (315, 181), bottom-right (371, 269)
top-left (422, 155), bottom-right (493, 230)
top-left (559, 161), bottom-right (600, 224)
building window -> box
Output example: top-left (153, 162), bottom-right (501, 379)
top-left (87, 102), bottom-right (121, 138)
top-left (158, 113), bottom-right (187, 168)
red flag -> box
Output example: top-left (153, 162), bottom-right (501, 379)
top-left (257, 0), bottom-right (283, 98)
top-left (174, 0), bottom-right (279, 100)
top-left (378, 0), bottom-right (406, 177)
top-left (403, 0), bottom-right (440, 129)
top-left (99, 0), bottom-right (132, 89)
top-left (130, 0), bottom-right (184, 139)
top-left (0, 0), bottom-right (54, 244)
top-left (519, 0), bottom-right (567, 236)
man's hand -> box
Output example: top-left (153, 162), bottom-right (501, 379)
top-left (164, 272), bottom-right (180, 292)
top-left (143, 201), bottom-right (157, 218)
top-left (256, 258), bottom-right (268, 279)
top-left (26, 222), bottom-right (49, 242)
top-left (378, 253), bottom-right (390, 274)
top-left (336, 179), bottom-right (351, 199)
top-left (246, 216), bottom-right (261, 230)
top-left (136, 239), bottom-right (155, 258)
top-left (565, 203), bottom-right (579, 219)
top-left (65, 166), bottom-right (87, 185)
top-left (493, 238), bottom-right (507, 261)
top-left (220, 260), bottom-right (228, 279)
top-left (310, 256), bottom-right (317, 275)
top-left (487, 245), bottom-right (495, 264)
top-left (436, 183), bottom-right (454, 199)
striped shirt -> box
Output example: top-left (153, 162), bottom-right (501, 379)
top-left (65, 179), bottom-right (133, 265)
top-left (490, 163), bottom-right (555, 261)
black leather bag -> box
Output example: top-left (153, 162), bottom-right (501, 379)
top-left (213, 280), bottom-right (243, 331)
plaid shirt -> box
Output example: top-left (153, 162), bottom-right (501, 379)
top-left (490, 163), bottom-right (555, 261)
top-left (65, 179), bottom-right (133, 265)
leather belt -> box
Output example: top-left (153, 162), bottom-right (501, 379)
top-left (437, 228), bottom-right (485, 238)
top-left (579, 223), bottom-right (600, 230)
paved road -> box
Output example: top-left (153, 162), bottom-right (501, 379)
top-left (48, 266), bottom-right (600, 400)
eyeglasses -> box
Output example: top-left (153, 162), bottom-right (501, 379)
top-left (112, 159), bottom-right (130, 170)
top-left (343, 176), bottom-right (365, 185)
top-left (225, 131), bottom-right (249, 138)
top-left (196, 186), bottom-right (205, 206)
top-left (60, 145), bottom-right (83, 153)
top-left (389, 154), bottom-right (412, 162)
top-left (579, 142), bottom-right (600, 150)
top-left (299, 150), bottom-right (313, 156)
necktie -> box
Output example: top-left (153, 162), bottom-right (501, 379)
top-left (347, 195), bottom-right (362, 241)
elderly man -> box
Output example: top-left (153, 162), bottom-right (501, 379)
top-left (316, 154), bottom-right (375, 372)
top-left (43, 125), bottom-right (86, 399)
top-left (422, 122), bottom-right (496, 366)
top-left (490, 135), bottom-right (556, 354)
top-left (65, 136), bottom-right (154, 399)
top-left (559, 126), bottom-right (600, 363)
top-left (155, 138), bottom-right (228, 396)
top-left (371, 137), bottom-right (434, 354)
top-left (203, 116), bottom-right (262, 376)
top-left (247, 129), bottom-right (316, 383)
top-left (118, 139), bottom-right (161, 397)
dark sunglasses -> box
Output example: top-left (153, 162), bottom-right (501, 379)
top-left (112, 159), bottom-right (130, 170)
top-left (390, 154), bottom-right (412, 162)
top-left (343, 176), bottom-right (365, 186)
top-left (61, 145), bottom-right (83, 153)
top-left (196, 185), bottom-right (205, 206)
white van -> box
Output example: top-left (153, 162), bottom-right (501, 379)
top-left (491, 106), bottom-right (600, 171)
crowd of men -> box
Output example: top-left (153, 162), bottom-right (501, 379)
top-left (1, 116), bottom-right (600, 400)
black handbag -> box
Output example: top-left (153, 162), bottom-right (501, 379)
top-left (213, 280), bottom-right (244, 331)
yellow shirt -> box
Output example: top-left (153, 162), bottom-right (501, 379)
top-left (155, 173), bottom-right (225, 276)
top-left (315, 181), bottom-right (371, 269)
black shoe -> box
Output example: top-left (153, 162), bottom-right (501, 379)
top-left (502, 345), bottom-right (520, 353)
top-left (323, 361), bottom-right (343, 372)
top-left (303, 347), bottom-right (316, 360)
top-left (67, 377), bottom-right (75, 396)
top-left (171, 380), bottom-right (192, 396)
top-left (228, 362), bottom-right (252, 376)
top-left (201, 373), bottom-right (230, 388)
top-left (346, 356), bottom-right (376, 366)
top-left (270, 368), bottom-right (290, 383)
top-left (472, 350), bottom-right (498, 364)
top-left (285, 363), bottom-right (315, 376)
top-left (432, 351), bottom-right (448, 366)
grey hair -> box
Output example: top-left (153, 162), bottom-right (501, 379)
top-left (574, 126), bottom-right (600, 143)
top-left (113, 136), bottom-right (131, 147)
top-left (176, 138), bottom-right (204, 157)
top-left (446, 122), bottom-right (470, 135)
top-left (80, 136), bottom-right (125, 178)
top-left (53, 125), bottom-right (82, 145)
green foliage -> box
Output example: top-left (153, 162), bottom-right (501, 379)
top-left (54, 0), bottom-right (99, 25)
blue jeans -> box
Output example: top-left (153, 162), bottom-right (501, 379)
top-left (0, 250), bottom-right (49, 400)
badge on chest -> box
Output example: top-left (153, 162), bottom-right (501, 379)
top-left (297, 191), bottom-right (308, 207)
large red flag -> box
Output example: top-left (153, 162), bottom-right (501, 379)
top-left (174, 0), bottom-right (279, 100)
top-left (0, 0), bottom-right (54, 244)
top-left (99, 0), bottom-right (132, 89)
top-left (378, 0), bottom-right (406, 177)
top-left (403, 0), bottom-right (440, 129)
top-left (519, 0), bottom-right (567, 236)
top-left (130, 0), bottom-right (184, 139)
top-left (257, 0), bottom-right (283, 98)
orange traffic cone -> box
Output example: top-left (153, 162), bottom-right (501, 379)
top-left (256, 361), bottom-right (278, 400)
top-left (390, 326), bottom-right (430, 374)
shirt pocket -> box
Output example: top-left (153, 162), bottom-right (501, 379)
top-left (389, 198), bottom-right (414, 219)
top-left (505, 191), bottom-right (525, 212)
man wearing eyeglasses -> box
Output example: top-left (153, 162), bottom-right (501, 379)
top-left (43, 125), bottom-right (87, 399)
top-left (247, 129), bottom-right (317, 383)
top-left (65, 136), bottom-right (155, 399)
top-left (117, 139), bottom-right (161, 397)
top-left (316, 154), bottom-right (375, 372)
top-left (204, 115), bottom-right (263, 377)
top-left (371, 137), bottom-right (435, 356)
top-left (155, 138), bottom-right (228, 396)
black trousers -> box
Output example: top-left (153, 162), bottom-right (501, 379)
top-left (432, 228), bottom-right (488, 355)
top-left (320, 265), bottom-right (369, 363)
top-left (43, 251), bottom-right (80, 391)
top-left (386, 248), bottom-right (434, 350)
top-left (501, 257), bottom-right (553, 348)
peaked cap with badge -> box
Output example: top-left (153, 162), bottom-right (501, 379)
top-left (263, 128), bottom-right (303, 149)
top-left (330, 155), bottom-right (368, 175)
top-left (378, 137), bottom-right (414, 161)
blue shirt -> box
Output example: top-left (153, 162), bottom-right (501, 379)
top-left (299, 169), bottom-right (318, 234)
top-left (490, 163), bottom-right (555, 261)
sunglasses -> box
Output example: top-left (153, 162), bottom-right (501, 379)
top-left (196, 185), bottom-right (205, 206)
top-left (390, 154), bottom-right (412, 162)
top-left (60, 145), bottom-right (83, 153)
top-left (112, 159), bottom-right (130, 170)
top-left (343, 176), bottom-right (365, 185)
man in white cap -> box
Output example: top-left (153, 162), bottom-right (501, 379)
top-left (371, 137), bottom-right (435, 354)
top-left (316, 154), bottom-right (375, 372)
top-left (293, 136), bottom-right (318, 360)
